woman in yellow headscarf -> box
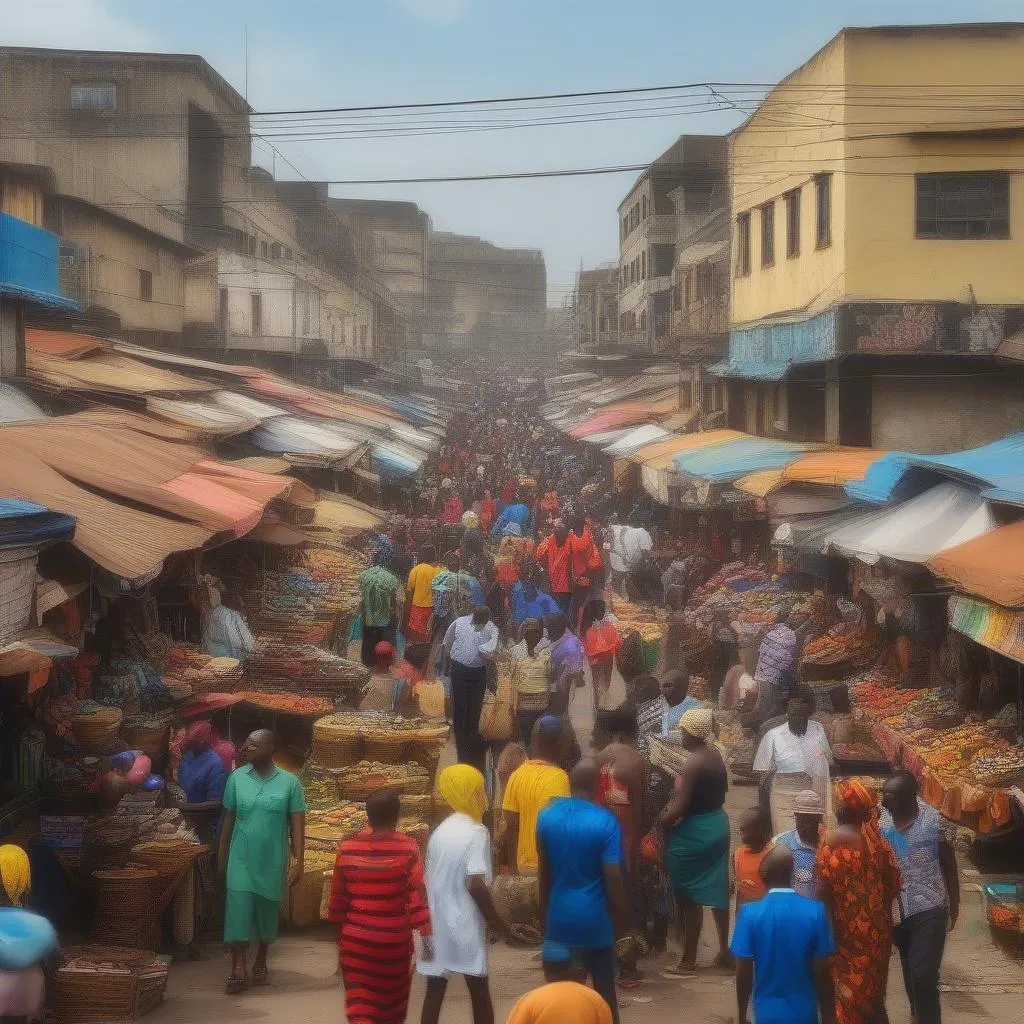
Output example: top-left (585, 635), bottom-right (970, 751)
top-left (420, 764), bottom-right (506, 1024)
top-left (0, 845), bottom-right (30, 907)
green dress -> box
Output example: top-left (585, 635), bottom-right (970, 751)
top-left (223, 764), bottom-right (306, 943)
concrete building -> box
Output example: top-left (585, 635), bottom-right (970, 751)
top-left (427, 232), bottom-right (546, 359)
top-left (617, 136), bottom-right (727, 352)
top-left (722, 24), bottom-right (1024, 451)
top-left (574, 266), bottom-right (619, 353)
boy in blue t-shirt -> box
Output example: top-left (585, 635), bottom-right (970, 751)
top-left (731, 846), bottom-right (836, 1024)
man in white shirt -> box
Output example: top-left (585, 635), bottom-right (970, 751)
top-left (442, 606), bottom-right (500, 771)
top-left (420, 764), bottom-right (507, 1024)
top-left (753, 685), bottom-right (833, 833)
top-left (605, 518), bottom-right (653, 597)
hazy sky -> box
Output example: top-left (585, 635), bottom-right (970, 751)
top-left (7, 0), bottom-right (1024, 303)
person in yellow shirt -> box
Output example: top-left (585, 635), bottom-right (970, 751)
top-left (501, 717), bottom-right (571, 873)
top-left (405, 545), bottom-right (442, 643)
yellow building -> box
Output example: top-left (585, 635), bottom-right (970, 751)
top-left (720, 24), bottom-right (1024, 452)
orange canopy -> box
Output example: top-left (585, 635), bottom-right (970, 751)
top-left (928, 520), bottom-right (1024, 608)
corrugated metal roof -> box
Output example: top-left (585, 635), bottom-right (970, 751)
top-left (673, 436), bottom-right (818, 482)
top-left (825, 482), bottom-right (995, 565)
top-left (631, 430), bottom-right (744, 470)
top-left (929, 520), bottom-right (1024, 608)
top-left (782, 448), bottom-right (888, 487)
top-left (247, 416), bottom-right (370, 468)
top-left (735, 468), bottom-right (786, 497)
top-left (708, 359), bottom-right (791, 381)
top-left (602, 425), bottom-right (672, 457)
top-left (0, 384), bottom-right (46, 424)
top-left (846, 433), bottom-right (1024, 505)
top-left (25, 328), bottom-right (108, 359)
top-left (0, 447), bottom-right (211, 583)
top-left (28, 349), bottom-right (215, 396)
top-left (213, 391), bottom-right (289, 422)
top-left (146, 396), bottom-right (259, 437)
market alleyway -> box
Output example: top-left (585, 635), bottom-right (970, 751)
top-left (153, 673), bottom-right (1024, 1024)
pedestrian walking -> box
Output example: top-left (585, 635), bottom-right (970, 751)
top-left (731, 847), bottom-right (836, 1024)
top-left (218, 730), bottom-right (306, 994)
top-left (537, 760), bottom-right (629, 1024)
top-left (419, 766), bottom-right (506, 1024)
top-left (773, 789), bottom-right (826, 900)
top-left (880, 770), bottom-right (960, 1024)
top-left (441, 606), bottom-right (499, 770)
top-left (534, 522), bottom-right (573, 615)
top-left (357, 551), bottom-right (401, 667)
top-left (329, 790), bottom-right (432, 1024)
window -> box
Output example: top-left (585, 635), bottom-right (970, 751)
top-left (815, 173), bottom-right (832, 249)
top-left (736, 212), bottom-right (751, 276)
top-left (784, 188), bottom-right (801, 257)
top-left (641, 250), bottom-right (647, 279)
top-left (760, 201), bottom-right (775, 267)
top-left (260, 240), bottom-right (268, 258)
top-left (283, 247), bottom-right (293, 260)
top-left (703, 379), bottom-right (726, 414)
top-left (915, 172), bottom-right (1010, 239)
top-left (684, 271), bottom-right (693, 308)
top-left (673, 279), bottom-right (683, 311)
top-left (138, 269), bottom-right (152, 301)
top-left (642, 195), bottom-right (648, 219)
top-left (218, 287), bottom-right (228, 335)
top-left (270, 242), bottom-right (281, 259)
top-left (251, 293), bottom-right (262, 335)
top-left (360, 324), bottom-right (369, 346)
top-left (247, 235), bottom-right (257, 256)
top-left (71, 83), bottom-right (116, 111)
top-left (639, 309), bottom-right (647, 334)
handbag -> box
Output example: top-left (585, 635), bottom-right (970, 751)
top-left (478, 663), bottom-right (516, 742)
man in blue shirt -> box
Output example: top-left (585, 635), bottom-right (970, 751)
top-left (176, 720), bottom-right (228, 838)
top-left (731, 846), bottom-right (836, 1024)
top-left (536, 760), bottom-right (629, 1024)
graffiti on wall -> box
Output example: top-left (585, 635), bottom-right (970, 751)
top-left (850, 304), bottom-right (949, 354)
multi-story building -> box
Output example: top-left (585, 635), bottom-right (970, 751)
top-left (427, 232), bottom-right (546, 359)
top-left (574, 266), bottom-right (619, 353)
top-left (617, 135), bottom-right (727, 352)
top-left (723, 24), bottom-right (1024, 452)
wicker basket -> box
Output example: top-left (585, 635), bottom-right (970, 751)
top-left (363, 732), bottom-right (408, 763)
top-left (283, 862), bottom-right (334, 928)
top-left (311, 735), bottom-right (364, 770)
top-left (407, 725), bottom-right (450, 771)
top-left (72, 708), bottom-right (124, 753)
top-left (131, 840), bottom-right (207, 879)
top-left (121, 717), bottom-right (172, 759)
top-left (319, 868), bottom-right (334, 920)
top-left (91, 868), bottom-right (165, 949)
top-left (55, 945), bottom-right (168, 1024)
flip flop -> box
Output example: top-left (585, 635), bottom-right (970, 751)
top-left (660, 965), bottom-right (697, 980)
top-left (251, 967), bottom-right (268, 987)
top-left (225, 974), bottom-right (248, 995)
top-left (617, 975), bottom-right (644, 990)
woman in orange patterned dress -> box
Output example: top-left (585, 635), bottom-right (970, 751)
top-left (815, 779), bottom-right (902, 1024)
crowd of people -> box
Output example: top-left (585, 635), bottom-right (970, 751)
top-left (312, 386), bottom-right (963, 1024)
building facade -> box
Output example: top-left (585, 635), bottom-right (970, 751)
top-left (618, 135), bottom-right (727, 352)
top-left (722, 24), bottom-right (1024, 451)
top-left (574, 266), bottom-right (619, 353)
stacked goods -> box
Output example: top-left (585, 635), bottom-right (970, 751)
top-left (802, 623), bottom-right (876, 668)
top-left (299, 763), bottom-right (341, 811)
top-left (985, 884), bottom-right (1024, 940)
top-left (333, 761), bottom-right (431, 801)
top-left (691, 561), bottom-right (769, 604)
top-left (306, 803), bottom-right (368, 847)
top-left (130, 839), bottom-right (207, 880)
top-left (612, 601), bottom-right (664, 644)
top-left (162, 646), bottom-right (242, 696)
top-left (245, 645), bottom-right (369, 705)
top-left (121, 711), bottom-right (175, 759)
top-left (310, 712), bottom-right (448, 771)
top-left (235, 691), bottom-right (334, 716)
top-left (81, 815), bottom-right (137, 875)
top-left (91, 867), bottom-right (165, 948)
top-left (55, 945), bottom-right (169, 1024)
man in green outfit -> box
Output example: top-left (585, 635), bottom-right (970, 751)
top-left (218, 729), bottom-right (306, 994)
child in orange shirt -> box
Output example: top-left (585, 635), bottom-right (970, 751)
top-left (733, 808), bottom-right (773, 909)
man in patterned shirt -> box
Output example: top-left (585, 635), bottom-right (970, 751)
top-left (880, 771), bottom-right (961, 1024)
top-left (772, 789), bottom-right (825, 900)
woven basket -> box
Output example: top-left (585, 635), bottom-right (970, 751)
top-left (320, 869), bottom-right (334, 920)
top-left (55, 945), bottom-right (168, 1024)
top-left (131, 840), bottom-right (207, 879)
top-left (72, 709), bottom-right (123, 753)
top-left (399, 794), bottom-right (433, 817)
top-left (91, 868), bottom-right (164, 949)
top-left (363, 733), bottom-right (408, 763)
top-left (283, 866), bottom-right (332, 928)
top-left (407, 730), bottom-right (449, 772)
top-left (310, 735), bottom-right (363, 769)
top-left (121, 722), bottom-right (171, 759)
top-left (399, 819), bottom-right (429, 852)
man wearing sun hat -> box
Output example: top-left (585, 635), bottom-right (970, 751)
top-left (772, 790), bottom-right (825, 900)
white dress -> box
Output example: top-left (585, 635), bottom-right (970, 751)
top-left (417, 812), bottom-right (493, 978)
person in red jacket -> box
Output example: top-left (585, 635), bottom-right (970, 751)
top-left (535, 522), bottom-right (573, 615)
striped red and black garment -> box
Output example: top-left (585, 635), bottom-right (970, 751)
top-left (329, 828), bottom-right (432, 1024)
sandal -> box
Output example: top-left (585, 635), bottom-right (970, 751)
top-left (251, 966), bottom-right (268, 987)
top-left (660, 963), bottom-right (697, 980)
top-left (225, 974), bottom-right (248, 995)
top-left (617, 973), bottom-right (644, 990)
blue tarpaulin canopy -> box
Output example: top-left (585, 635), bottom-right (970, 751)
top-left (0, 499), bottom-right (75, 548)
top-left (846, 433), bottom-right (1024, 505)
top-left (673, 436), bottom-right (819, 483)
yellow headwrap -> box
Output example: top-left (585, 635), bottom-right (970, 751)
top-left (0, 845), bottom-right (30, 906)
top-left (436, 764), bottom-right (487, 823)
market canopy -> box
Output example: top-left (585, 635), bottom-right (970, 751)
top-left (928, 519), bottom-right (1024, 608)
top-left (737, 447), bottom-right (888, 498)
top-left (602, 425), bottom-right (672, 457)
top-left (823, 482), bottom-right (995, 565)
top-left (673, 435), bottom-right (819, 483)
top-left (846, 433), bottom-right (1024, 506)
top-left (0, 499), bottom-right (75, 548)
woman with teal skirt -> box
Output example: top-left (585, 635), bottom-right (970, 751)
top-left (658, 707), bottom-right (732, 979)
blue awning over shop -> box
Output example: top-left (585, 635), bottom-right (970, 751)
top-left (673, 436), bottom-right (818, 482)
top-left (846, 432), bottom-right (1024, 505)
top-left (708, 360), bottom-right (791, 381)
top-left (0, 499), bottom-right (76, 548)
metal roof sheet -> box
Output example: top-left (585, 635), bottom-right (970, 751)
top-left (673, 436), bottom-right (818, 482)
top-left (602, 425), bottom-right (672, 457)
top-left (708, 359), bottom-right (791, 381)
top-left (846, 433), bottom-right (1024, 505)
top-left (28, 349), bottom-right (215, 396)
top-left (25, 328), bottom-right (108, 359)
top-left (928, 520), bottom-right (1024, 608)
top-left (0, 384), bottom-right (46, 424)
top-left (631, 430), bottom-right (744, 470)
